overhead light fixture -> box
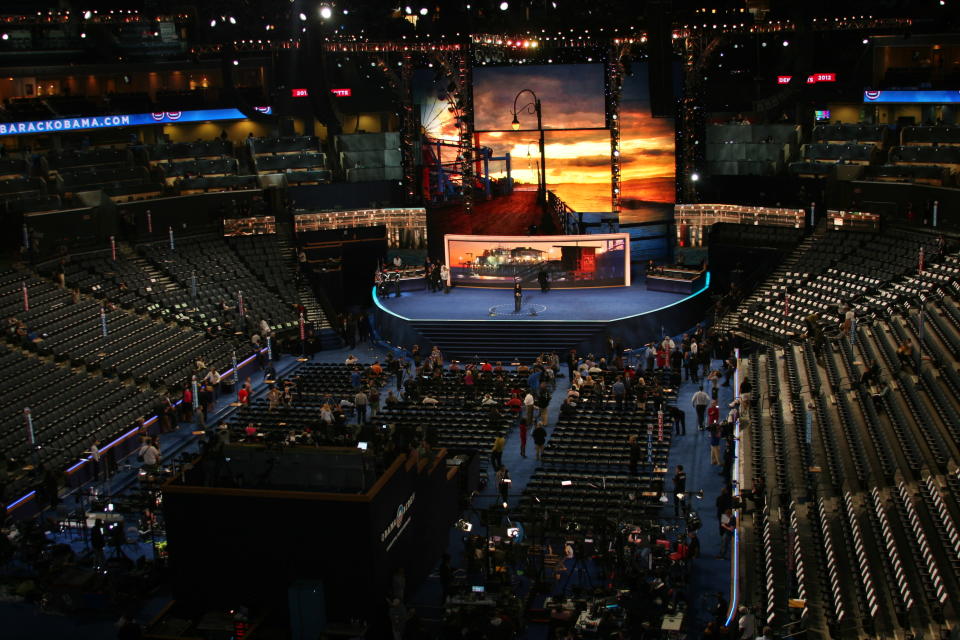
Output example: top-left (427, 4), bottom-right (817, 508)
top-left (511, 114), bottom-right (520, 130)
top-left (209, 19), bottom-right (216, 27)
top-left (299, 11), bottom-right (307, 20)
top-left (862, 38), bottom-right (869, 44)
top-left (232, 59), bottom-right (239, 66)
top-left (500, 1), bottom-right (509, 10)
top-left (228, 16), bottom-right (236, 24)
top-left (404, 5), bottom-right (412, 14)
top-left (1, 33), bottom-right (8, 41)
top-left (691, 172), bottom-right (700, 182)
top-left (456, 519), bottom-right (473, 532)
top-left (782, 40), bottom-right (789, 46)
top-left (319, 4), bottom-right (333, 19)
top-left (83, 10), bottom-right (92, 19)
top-left (80, 32), bottom-right (86, 38)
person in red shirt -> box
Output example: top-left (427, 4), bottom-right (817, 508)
top-left (505, 393), bottom-right (522, 424)
top-left (481, 361), bottom-right (493, 373)
top-left (238, 386), bottom-right (249, 405)
top-left (707, 399), bottom-right (720, 427)
top-left (180, 385), bottom-right (193, 422)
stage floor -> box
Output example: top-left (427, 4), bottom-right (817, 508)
top-left (375, 279), bottom-right (701, 322)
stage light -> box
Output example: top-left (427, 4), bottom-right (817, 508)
top-left (561, 480), bottom-right (573, 486)
top-left (232, 59), bottom-right (239, 66)
top-left (83, 10), bottom-right (92, 19)
top-left (404, 5), bottom-right (412, 13)
top-left (319, 4), bottom-right (333, 19)
top-left (511, 114), bottom-right (520, 130)
top-left (500, 1), bottom-right (509, 9)
top-left (761, 41), bottom-right (767, 47)
top-left (782, 40), bottom-right (789, 46)
top-left (1, 33), bottom-right (8, 41)
top-left (691, 172), bottom-right (700, 182)
top-left (209, 18), bottom-right (216, 27)
top-left (298, 11), bottom-right (307, 20)
top-left (228, 15), bottom-right (236, 24)
top-left (80, 32), bottom-right (86, 38)
top-left (419, 7), bottom-right (428, 15)
top-left (862, 38), bottom-right (869, 44)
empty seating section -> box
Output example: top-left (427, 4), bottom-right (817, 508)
top-left (138, 234), bottom-right (297, 332)
top-left (800, 143), bottom-right (877, 164)
top-left (158, 158), bottom-right (239, 180)
top-left (741, 239), bottom-right (960, 637)
top-left (812, 123), bottom-right (889, 146)
top-left (517, 370), bottom-right (676, 525)
top-left (147, 140), bottom-right (233, 163)
top-left (901, 125), bottom-right (960, 146)
top-left (736, 229), bottom-right (937, 341)
top-left (705, 124), bottom-right (800, 176)
top-left (227, 235), bottom-right (299, 307)
top-left (0, 343), bottom-right (159, 497)
top-left (248, 135), bottom-right (331, 183)
top-left (708, 223), bottom-right (804, 248)
top-left (47, 148), bottom-right (132, 170)
top-left (336, 132), bottom-right (403, 182)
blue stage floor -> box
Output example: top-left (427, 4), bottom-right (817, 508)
top-left (377, 281), bottom-right (690, 322)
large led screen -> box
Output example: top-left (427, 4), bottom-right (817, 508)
top-left (472, 64), bottom-right (606, 131)
top-left (445, 233), bottom-right (630, 288)
top-left (619, 63), bottom-right (676, 223)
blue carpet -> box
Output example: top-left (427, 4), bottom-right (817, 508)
top-left (377, 281), bottom-right (688, 322)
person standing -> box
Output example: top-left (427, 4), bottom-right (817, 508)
top-left (532, 423), bottom-right (547, 461)
top-left (718, 508), bottom-right (736, 559)
top-left (707, 399), bottom-right (720, 429)
top-left (440, 263), bottom-right (450, 293)
top-left (518, 418), bottom-right (528, 458)
top-left (673, 464), bottom-right (687, 517)
top-left (538, 268), bottom-right (549, 293)
top-left (496, 465), bottom-right (510, 504)
top-left (523, 390), bottom-right (536, 425)
top-left (739, 375), bottom-right (752, 414)
top-left (691, 387), bottom-right (710, 430)
top-left (354, 388), bottom-right (368, 424)
top-left (612, 376), bottom-right (626, 412)
top-left (90, 440), bottom-right (101, 481)
top-left (513, 277), bottom-right (523, 312)
top-left (709, 423), bottom-right (723, 466)
top-left (669, 404), bottom-right (686, 436)
top-left (491, 434), bottom-right (505, 470)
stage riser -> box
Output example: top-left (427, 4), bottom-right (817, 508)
top-left (410, 320), bottom-right (603, 361)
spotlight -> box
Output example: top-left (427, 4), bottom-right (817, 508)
top-left (691, 172), bottom-right (700, 182)
top-left (404, 5), bottom-right (412, 14)
top-left (862, 38), bottom-right (869, 44)
top-left (80, 32), bottom-right (86, 38)
top-left (782, 40), bottom-right (789, 46)
top-left (83, 10), bottom-right (92, 19)
top-left (1, 33), bottom-right (7, 41)
top-left (456, 518), bottom-right (473, 532)
top-left (228, 15), bottom-right (236, 24)
top-left (209, 18), bottom-right (216, 27)
top-left (500, 1), bottom-right (509, 10)
top-left (232, 59), bottom-right (239, 66)
top-left (761, 41), bottom-right (767, 47)
top-left (298, 11), bottom-right (307, 20)
top-left (502, 501), bottom-right (508, 509)
top-left (419, 7), bottom-right (428, 15)
top-left (319, 4), bottom-right (333, 19)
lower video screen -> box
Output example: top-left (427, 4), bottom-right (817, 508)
top-left (444, 233), bottom-right (630, 288)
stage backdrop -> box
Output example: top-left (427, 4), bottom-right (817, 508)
top-left (469, 62), bottom-right (675, 220)
top-left (444, 233), bottom-right (630, 288)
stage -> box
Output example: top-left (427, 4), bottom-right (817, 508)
top-left (371, 273), bottom-right (712, 361)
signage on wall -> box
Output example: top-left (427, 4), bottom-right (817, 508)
top-left (806, 73), bottom-right (836, 84)
top-left (864, 89), bottom-right (960, 103)
top-left (776, 76), bottom-right (793, 84)
top-left (291, 88), bottom-right (309, 97)
top-left (0, 106), bottom-right (273, 137)
top-left (331, 88), bottom-right (352, 97)
top-left (381, 492), bottom-right (415, 551)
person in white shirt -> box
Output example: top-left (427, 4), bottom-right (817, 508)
top-left (345, 354), bottom-right (359, 366)
top-left (523, 392), bottom-right (536, 424)
top-left (260, 319), bottom-right (271, 336)
top-left (737, 606), bottom-right (755, 640)
top-left (439, 264), bottom-right (450, 293)
top-left (139, 439), bottom-right (160, 469)
top-left (691, 387), bottom-right (711, 429)
top-left (661, 336), bottom-right (675, 352)
top-left (90, 440), bottom-right (101, 479)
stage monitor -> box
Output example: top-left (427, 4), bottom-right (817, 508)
top-left (444, 233), bottom-right (630, 288)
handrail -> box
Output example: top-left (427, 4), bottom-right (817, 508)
top-left (546, 190), bottom-right (578, 234)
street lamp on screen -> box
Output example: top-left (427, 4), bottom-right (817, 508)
top-left (509, 89), bottom-right (547, 210)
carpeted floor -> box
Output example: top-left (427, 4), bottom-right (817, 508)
top-left (378, 281), bottom-right (689, 322)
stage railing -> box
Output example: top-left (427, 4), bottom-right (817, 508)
top-left (674, 203), bottom-right (806, 247)
top-left (547, 190), bottom-right (578, 234)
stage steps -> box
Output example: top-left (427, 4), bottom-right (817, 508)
top-left (409, 319), bottom-right (603, 362)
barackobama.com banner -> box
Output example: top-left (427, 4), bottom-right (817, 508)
top-left (0, 106), bottom-right (272, 136)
